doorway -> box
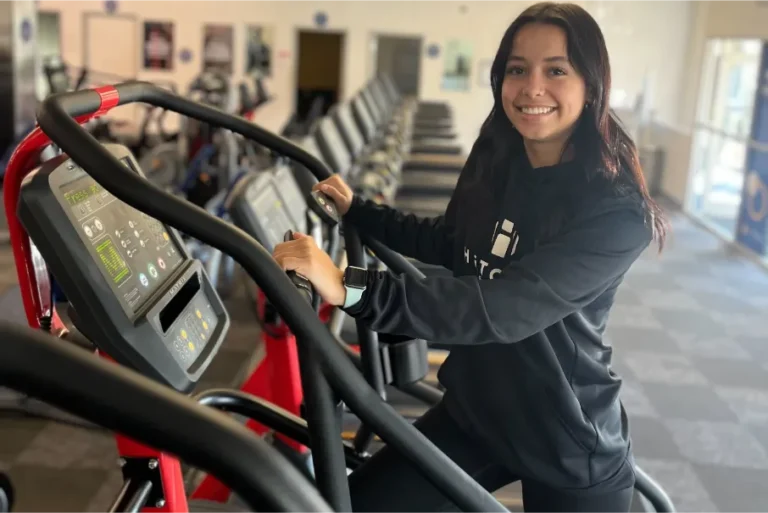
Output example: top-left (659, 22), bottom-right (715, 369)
top-left (83, 12), bottom-right (139, 127)
top-left (295, 30), bottom-right (345, 123)
top-left (375, 35), bottom-right (422, 96)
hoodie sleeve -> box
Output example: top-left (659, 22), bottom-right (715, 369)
top-left (344, 198), bottom-right (653, 345)
top-left (344, 195), bottom-right (457, 270)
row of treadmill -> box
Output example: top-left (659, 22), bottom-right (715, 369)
top-left (0, 75), bottom-right (675, 512)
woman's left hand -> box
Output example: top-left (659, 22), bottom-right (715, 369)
top-left (272, 232), bottom-right (346, 306)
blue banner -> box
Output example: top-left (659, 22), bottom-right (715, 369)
top-left (736, 42), bottom-right (768, 255)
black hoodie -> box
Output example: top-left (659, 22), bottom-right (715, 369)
top-left (343, 150), bottom-right (652, 493)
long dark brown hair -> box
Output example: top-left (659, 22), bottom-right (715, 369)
top-left (474, 2), bottom-right (667, 250)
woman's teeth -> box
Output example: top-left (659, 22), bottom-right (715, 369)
top-left (519, 106), bottom-right (555, 115)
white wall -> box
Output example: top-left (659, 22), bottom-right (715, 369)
top-left (658, 1), bottom-right (768, 207)
top-left (38, 1), bottom-right (693, 161)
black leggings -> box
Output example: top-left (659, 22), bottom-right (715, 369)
top-left (348, 401), bottom-right (635, 512)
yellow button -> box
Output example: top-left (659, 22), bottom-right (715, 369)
top-left (202, 321), bottom-right (208, 330)
top-left (181, 329), bottom-right (187, 339)
top-left (188, 342), bottom-right (195, 351)
top-left (196, 309), bottom-right (202, 319)
top-left (163, 232), bottom-right (169, 241)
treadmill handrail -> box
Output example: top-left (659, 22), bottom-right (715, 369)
top-left (0, 322), bottom-right (331, 512)
top-left (36, 82), bottom-right (507, 513)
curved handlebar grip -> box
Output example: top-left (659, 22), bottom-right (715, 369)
top-left (41, 82), bottom-right (336, 183)
top-left (0, 322), bottom-right (332, 512)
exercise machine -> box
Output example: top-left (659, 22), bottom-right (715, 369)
top-left (5, 80), bottom-right (513, 512)
top-left (5, 80), bottom-right (676, 513)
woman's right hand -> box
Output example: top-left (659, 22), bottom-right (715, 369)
top-left (312, 175), bottom-right (355, 216)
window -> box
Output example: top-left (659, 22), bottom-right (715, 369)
top-left (688, 39), bottom-right (762, 239)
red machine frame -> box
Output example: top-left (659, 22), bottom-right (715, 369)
top-left (3, 85), bottom-right (329, 508)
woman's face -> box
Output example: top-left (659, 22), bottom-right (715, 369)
top-left (501, 23), bottom-right (587, 147)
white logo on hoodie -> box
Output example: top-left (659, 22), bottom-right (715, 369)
top-left (464, 219), bottom-right (520, 279)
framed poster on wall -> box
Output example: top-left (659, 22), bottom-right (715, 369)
top-left (143, 21), bottom-right (174, 70)
top-left (202, 24), bottom-right (233, 74)
top-left (442, 39), bottom-right (472, 92)
top-left (245, 25), bottom-right (274, 76)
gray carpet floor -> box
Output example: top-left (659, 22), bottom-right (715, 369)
top-left (0, 203), bottom-right (766, 511)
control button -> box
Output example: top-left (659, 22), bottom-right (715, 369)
top-left (163, 232), bottom-right (170, 241)
top-left (139, 273), bottom-right (149, 287)
top-left (188, 342), bottom-right (195, 352)
top-left (140, 240), bottom-right (145, 248)
top-left (148, 264), bottom-right (158, 279)
top-left (129, 221), bottom-right (134, 228)
top-left (202, 321), bottom-right (208, 331)
top-left (84, 225), bottom-right (93, 238)
top-left (134, 230), bottom-right (140, 238)
top-left (195, 309), bottom-right (202, 319)
top-left (94, 219), bottom-right (103, 231)
top-left (158, 257), bottom-right (166, 270)
top-left (181, 329), bottom-right (187, 340)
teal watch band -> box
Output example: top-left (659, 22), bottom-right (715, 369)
top-left (343, 286), bottom-right (365, 309)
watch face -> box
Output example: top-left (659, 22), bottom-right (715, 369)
top-left (344, 266), bottom-right (367, 289)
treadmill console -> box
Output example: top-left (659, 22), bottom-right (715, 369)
top-left (18, 144), bottom-right (229, 393)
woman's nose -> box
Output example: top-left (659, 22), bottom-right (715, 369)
top-left (521, 71), bottom-right (546, 98)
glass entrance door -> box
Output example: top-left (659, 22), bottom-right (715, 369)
top-left (688, 39), bottom-right (761, 237)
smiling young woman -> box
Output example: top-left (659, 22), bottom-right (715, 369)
top-left (272, 2), bottom-right (667, 511)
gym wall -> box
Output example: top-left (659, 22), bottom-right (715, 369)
top-left (40, 0), bottom-right (693, 192)
top-left (652, 1), bottom-right (768, 207)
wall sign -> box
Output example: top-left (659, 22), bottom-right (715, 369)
top-left (314, 11), bottom-right (328, 28)
top-left (736, 42), bottom-right (768, 255)
top-left (179, 48), bottom-right (193, 63)
top-left (427, 44), bottom-right (440, 59)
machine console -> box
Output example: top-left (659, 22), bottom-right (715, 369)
top-left (18, 144), bottom-right (229, 392)
top-left (352, 96), bottom-right (377, 144)
top-left (316, 117), bottom-right (352, 179)
top-left (226, 170), bottom-right (298, 254)
top-left (334, 103), bottom-right (366, 159)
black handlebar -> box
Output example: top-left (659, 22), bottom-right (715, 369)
top-left (0, 322), bottom-right (331, 512)
top-left (37, 81), bottom-right (507, 512)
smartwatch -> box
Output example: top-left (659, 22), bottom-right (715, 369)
top-left (343, 266), bottom-right (368, 309)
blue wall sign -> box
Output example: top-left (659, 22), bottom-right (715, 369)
top-left (179, 48), bottom-right (193, 63)
top-left (105, 0), bottom-right (117, 14)
top-left (736, 42), bottom-right (768, 255)
top-left (314, 12), bottom-right (328, 28)
top-left (20, 19), bottom-right (32, 43)
top-left (427, 44), bottom-right (440, 59)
